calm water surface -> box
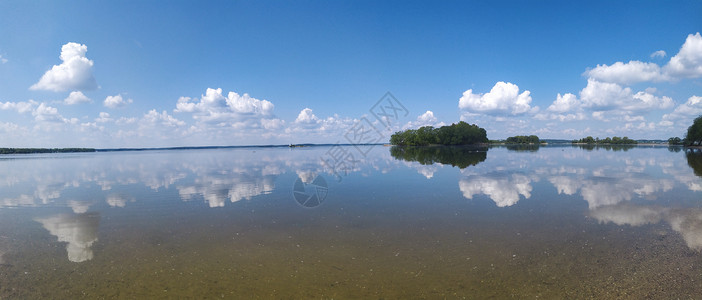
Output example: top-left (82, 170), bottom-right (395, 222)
top-left (1, 145), bottom-right (702, 298)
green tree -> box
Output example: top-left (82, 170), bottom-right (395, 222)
top-left (685, 115), bottom-right (702, 146)
top-left (668, 137), bottom-right (683, 145)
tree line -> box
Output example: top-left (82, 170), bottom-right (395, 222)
top-left (390, 121), bottom-right (488, 146)
top-left (572, 136), bottom-right (637, 145)
top-left (0, 148), bottom-right (96, 154)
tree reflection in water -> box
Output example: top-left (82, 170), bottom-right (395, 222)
top-left (686, 148), bottom-right (702, 177)
top-left (389, 145), bottom-right (487, 169)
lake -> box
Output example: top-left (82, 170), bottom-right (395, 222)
top-left (1, 145), bottom-right (701, 298)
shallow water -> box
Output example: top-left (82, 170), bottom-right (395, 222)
top-left (1, 145), bottom-right (702, 298)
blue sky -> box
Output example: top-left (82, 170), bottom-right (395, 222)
top-left (1, 0), bottom-right (701, 147)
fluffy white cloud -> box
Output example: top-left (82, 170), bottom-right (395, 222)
top-left (580, 79), bottom-right (633, 109)
top-left (459, 82), bottom-right (535, 115)
top-left (295, 108), bottom-right (320, 125)
top-left (547, 93), bottom-right (580, 113)
top-left (285, 107), bottom-right (357, 139)
top-left (64, 91), bottom-right (91, 105)
top-left (261, 118), bottom-right (285, 130)
top-left (416, 110), bottom-right (437, 123)
top-left (141, 109), bottom-right (185, 127)
top-left (585, 32), bottom-right (702, 84)
top-left (30, 42), bottom-right (97, 92)
top-left (175, 88), bottom-right (274, 122)
top-left (401, 110), bottom-right (446, 130)
top-left (585, 61), bottom-right (666, 85)
top-left (0, 122), bottom-right (22, 134)
top-left (0, 55), bottom-right (7, 64)
top-left (661, 95), bottom-right (702, 127)
top-left (33, 103), bottom-right (64, 123)
top-left (96, 112), bottom-right (112, 123)
top-left (664, 32), bottom-right (702, 78)
top-left (650, 50), bottom-right (666, 58)
top-left (0, 100), bottom-right (36, 113)
top-left (104, 94), bottom-right (133, 109)
top-left (580, 79), bottom-right (673, 111)
top-left (172, 88), bottom-right (287, 144)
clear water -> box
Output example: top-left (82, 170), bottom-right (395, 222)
top-left (1, 145), bottom-right (701, 298)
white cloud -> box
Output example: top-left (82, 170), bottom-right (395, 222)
top-left (672, 95), bottom-right (702, 116)
top-left (417, 110), bottom-right (437, 123)
top-left (295, 108), bottom-right (320, 125)
top-left (585, 32), bottom-right (702, 85)
top-left (104, 94), bottom-right (133, 109)
top-left (96, 112), bottom-right (112, 123)
top-left (661, 95), bottom-right (702, 127)
top-left (580, 79), bottom-right (673, 111)
top-left (175, 88), bottom-right (274, 122)
top-left (459, 82), bottom-right (536, 115)
top-left (650, 50), bottom-right (666, 58)
top-left (0, 100), bottom-right (36, 114)
top-left (64, 91), bottom-right (92, 105)
top-left (547, 93), bottom-right (580, 113)
top-left (284, 107), bottom-right (358, 140)
top-left (261, 118), bottom-right (285, 130)
top-left (401, 110), bottom-right (446, 130)
top-left (142, 109), bottom-right (185, 127)
top-left (30, 42), bottom-right (97, 92)
top-left (0, 122), bottom-right (23, 134)
top-left (0, 55), bottom-right (7, 64)
top-left (585, 61), bottom-right (666, 85)
top-left (33, 103), bottom-right (64, 123)
top-left (663, 32), bottom-right (702, 78)
top-left (116, 117), bottom-right (137, 125)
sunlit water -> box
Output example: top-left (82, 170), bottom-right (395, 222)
top-left (1, 145), bottom-right (702, 298)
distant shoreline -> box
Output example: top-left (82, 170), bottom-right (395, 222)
top-left (0, 142), bottom-right (693, 155)
top-left (0, 144), bottom-right (387, 155)
top-left (0, 148), bottom-right (96, 154)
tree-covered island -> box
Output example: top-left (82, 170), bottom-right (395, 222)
top-left (572, 136), bottom-right (638, 145)
top-left (389, 121), bottom-right (487, 146)
top-left (491, 135), bottom-right (540, 144)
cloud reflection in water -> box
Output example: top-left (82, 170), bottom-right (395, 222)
top-left (35, 213), bottom-right (100, 262)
